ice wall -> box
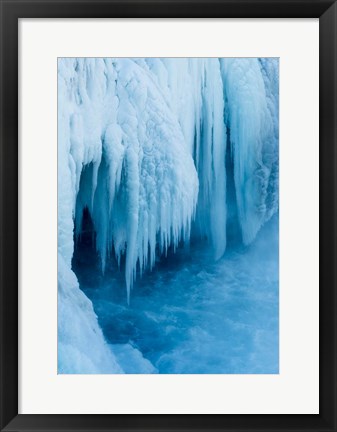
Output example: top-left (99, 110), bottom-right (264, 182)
top-left (143, 58), bottom-right (227, 257)
top-left (58, 57), bottom-right (278, 372)
top-left (58, 56), bottom-right (279, 301)
top-left (59, 58), bottom-right (199, 302)
top-left (221, 58), bottom-right (279, 244)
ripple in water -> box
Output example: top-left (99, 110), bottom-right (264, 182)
top-left (73, 215), bottom-right (279, 374)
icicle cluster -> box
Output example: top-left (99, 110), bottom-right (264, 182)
top-left (221, 58), bottom-right (279, 244)
top-left (58, 57), bottom-right (279, 301)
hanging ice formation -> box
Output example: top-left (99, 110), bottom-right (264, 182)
top-left (58, 58), bottom-right (279, 302)
top-left (220, 58), bottom-right (279, 244)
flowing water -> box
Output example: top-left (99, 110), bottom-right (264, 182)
top-left (73, 214), bottom-right (279, 374)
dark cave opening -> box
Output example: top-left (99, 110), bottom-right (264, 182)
top-left (71, 132), bottom-right (243, 305)
top-left (72, 206), bottom-right (100, 287)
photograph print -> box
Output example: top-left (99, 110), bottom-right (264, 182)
top-left (58, 57), bottom-right (279, 374)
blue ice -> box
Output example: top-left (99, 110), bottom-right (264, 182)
top-left (58, 57), bottom-right (279, 374)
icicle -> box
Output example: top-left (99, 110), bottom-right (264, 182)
top-left (58, 57), bottom-right (278, 301)
top-left (58, 58), bottom-right (199, 302)
top-left (192, 59), bottom-right (227, 259)
top-left (220, 58), bottom-right (278, 245)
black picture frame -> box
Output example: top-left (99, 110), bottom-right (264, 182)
top-left (1, 1), bottom-right (336, 431)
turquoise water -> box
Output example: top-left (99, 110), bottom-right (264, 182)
top-left (73, 215), bottom-right (279, 374)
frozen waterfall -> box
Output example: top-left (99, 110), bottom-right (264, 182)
top-left (58, 58), bottom-right (278, 297)
top-left (58, 57), bottom-right (279, 374)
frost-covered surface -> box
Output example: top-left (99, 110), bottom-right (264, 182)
top-left (221, 58), bottom-right (279, 244)
top-left (58, 254), bottom-right (123, 373)
top-left (58, 58), bottom-right (199, 302)
top-left (58, 58), bottom-right (279, 374)
top-left (110, 344), bottom-right (158, 374)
